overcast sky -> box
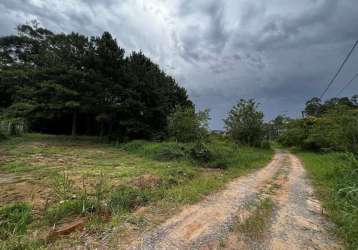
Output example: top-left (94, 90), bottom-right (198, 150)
top-left (1, 0), bottom-right (358, 129)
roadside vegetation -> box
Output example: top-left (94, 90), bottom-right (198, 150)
top-left (298, 152), bottom-right (358, 249)
top-left (273, 96), bottom-right (358, 249)
top-left (277, 96), bottom-right (358, 152)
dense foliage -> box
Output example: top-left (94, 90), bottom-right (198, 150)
top-left (168, 106), bottom-right (209, 143)
top-left (0, 22), bottom-right (192, 139)
top-left (278, 96), bottom-right (358, 153)
top-left (224, 99), bottom-right (265, 147)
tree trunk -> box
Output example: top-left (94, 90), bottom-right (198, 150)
top-left (72, 112), bottom-right (77, 137)
top-left (100, 122), bottom-right (104, 137)
top-left (108, 120), bottom-right (113, 135)
top-left (85, 115), bottom-right (91, 135)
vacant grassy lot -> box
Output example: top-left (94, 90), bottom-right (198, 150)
top-left (0, 134), bottom-right (272, 249)
top-left (299, 151), bottom-right (358, 250)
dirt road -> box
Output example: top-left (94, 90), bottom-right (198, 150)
top-left (129, 152), bottom-right (343, 250)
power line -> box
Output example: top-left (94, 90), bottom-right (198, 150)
top-left (319, 39), bottom-right (358, 99)
top-left (336, 73), bottom-right (358, 97)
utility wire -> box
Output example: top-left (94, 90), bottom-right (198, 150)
top-left (336, 73), bottom-right (358, 97)
top-left (320, 39), bottom-right (358, 99)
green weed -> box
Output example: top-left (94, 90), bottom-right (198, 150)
top-left (236, 198), bottom-right (274, 240)
top-left (0, 202), bottom-right (32, 240)
top-left (50, 171), bottom-right (75, 201)
top-left (45, 199), bottom-right (93, 224)
top-left (109, 186), bottom-right (151, 213)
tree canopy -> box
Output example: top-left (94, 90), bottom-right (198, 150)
top-left (0, 22), bottom-right (193, 139)
top-left (224, 99), bottom-right (264, 147)
top-left (168, 105), bottom-right (209, 143)
top-left (279, 96), bottom-right (358, 152)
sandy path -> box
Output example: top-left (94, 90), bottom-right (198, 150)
top-left (264, 154), bottom-right (342, 250)
top-left (129, 152), bottom-right (343, 250)
top-left (130, 153), bottom-right (284, 249)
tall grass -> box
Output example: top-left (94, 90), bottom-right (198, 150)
top-left (0, 202), bottom-right (32, 240)
top-left (118, 137), bottom-right (272, 170)
top-left (298, 152), bottom-right (358, 249)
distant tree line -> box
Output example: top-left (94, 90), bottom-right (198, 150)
top-left (0, 22), bottom-right (192, 140)
top-left (277, 96), bottom-right (358, 153)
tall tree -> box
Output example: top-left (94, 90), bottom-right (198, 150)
top-left (0, 22), bottom-right (193, 139)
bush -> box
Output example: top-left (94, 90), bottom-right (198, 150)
top-left (205, 158), bottom-right (229, 169)
top-left (108, 186), bottom-right (150, 213)
top-left (260, 140), bottom-right (271, 149)
top-left (278, 127), bottom-right (306, 147)
top-left (168, 106), bottom-right (209, 143)
top-left (278, 106), bottom-right (358, 153)
top-left (224, 99), bottom-right (265, 147)
top-left (190, 143), bottom-right (212, 163)
top-left (154, 147), bottom-right (186, 161)
top-left (0, 203), bottom-right (32, 240)
top-left (120, 140), bottom-right (188, 162)
top-left (119, 140), bottom-right (148, 152)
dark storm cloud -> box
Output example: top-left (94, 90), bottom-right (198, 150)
top-left (1, 0), bottom-right (358, 129)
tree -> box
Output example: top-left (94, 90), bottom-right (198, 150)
top-left (0, 22), bottom-right (193, 139)
top-left (304, 97), bottom-right (322, 117)
top-left (266, 114), bottom-right (290, 140)
top-left (168, 106), bottom-right (209, 143)
top-left (278, 102), bottom-right (358, 152)
top-left (224, 99), bottom-right (264, 146)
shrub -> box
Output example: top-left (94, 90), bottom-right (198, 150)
top-left (189, 143), bottom-right (212, 163)
top-left (205, 158), bottom-right (229, 169)
top-left (278, 126), bottom-right (306, 147)
top-left (108, 186), bottom-right (150, 213)
top-left (119, 140), bottom-right (147, 152)
top-left (279, 106), bottom-right (358, 153)
top-left (0, 203), bottom-right (32, 240)
top-left (154, 147), bottom-right (186, 161)
top-left (168, 105), bottom-right (209, 143)
top-left (120, 141), bottom-right (188, 162)
top-left (224, 99), bottom-right (265, 147)
top-left (260, 140), bottom-right (271, 149)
